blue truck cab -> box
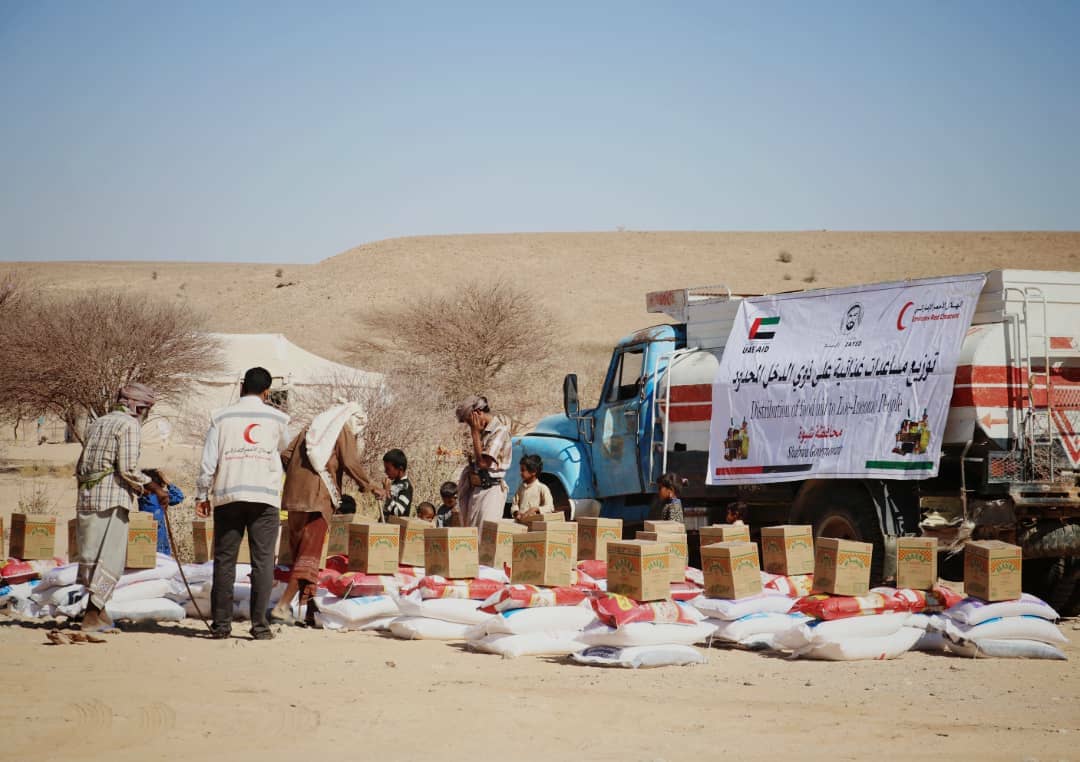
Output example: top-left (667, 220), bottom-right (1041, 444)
top-left (504, 324), bottom-right (685, 522)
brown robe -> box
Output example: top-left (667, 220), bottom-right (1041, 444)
top-left (281, 426), bottom-right (378, 523)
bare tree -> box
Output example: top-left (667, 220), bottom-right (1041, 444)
top-left (1, 289), bottom-right (224, 442)
top-left (346, 277), bottom-right (559, 428)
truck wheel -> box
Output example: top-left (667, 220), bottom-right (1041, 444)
top-left (1043, 558), bottom-right (1080, 618)
top-left (809, 500), bottom-right (886, 586)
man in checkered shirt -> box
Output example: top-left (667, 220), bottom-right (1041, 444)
top-left (75, 383), bottom-right (169, 632)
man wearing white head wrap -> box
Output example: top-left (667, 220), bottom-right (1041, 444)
top-left (270, 403), bottom-right (383, 624)
top-left (455, 395), bottom-right (513, 527)
top-left (75, 383), bottom-right (169, 633)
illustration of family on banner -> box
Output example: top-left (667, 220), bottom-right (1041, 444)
top-left (707, 274), bottom-right (987, 484)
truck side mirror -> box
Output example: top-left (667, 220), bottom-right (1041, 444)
top-left (563, 373), bottom-right (580, 418)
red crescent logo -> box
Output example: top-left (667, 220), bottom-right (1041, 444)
top-left (897, 301), bottom-right (914, 331)
top-left (243, 423), bottom-right (260, 444)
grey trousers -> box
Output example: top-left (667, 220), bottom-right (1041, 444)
top-left (211, 502), bottom-right (278, 636)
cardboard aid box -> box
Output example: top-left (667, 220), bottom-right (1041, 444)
top-left (636, 530), bottom-right (688, 582)
top-left (9, 513), bottom-right (56, 560)
top-left (348, 522), bottom-right (400, 574)
top-left (480, 519), bottom-right (528, 569)
top-left (277, 518), bottom-right (325, 567)
top-left (327, 513), bottom-right (366, 557)
top-left (425, 527), bottom-right (479, 579)
top-left (511, 531), bottom-right (574, 587)
top-left (896, 537), bottom-right (938, 590)
top-left (760, 525), bottom-right (815, 576)
top-left (125, 512), bottom-right (158, 569)
top-left (606, 540), bottom-right (670, 602)
top-left (389, 516), bottom-right (433, 567)
top-left (644, 520), bottom-right (686, 535)
top-left (812, 537), bottom-right (873, 596)
top-left (701, 541), bottom-right (762, 600)
top-left (964, 540), bottom-right (1022, 601)
top-left (577, 517), bottom-right (622, 562)
top-left (531, 519), bottom-right (577, 562)
top-left (699, 524), bottom-right (750, 553)
top-left (194, 520), bottom-right (251, 564)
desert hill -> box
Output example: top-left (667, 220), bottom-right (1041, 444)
top-left (8, 232), bottom-right (1078, 373)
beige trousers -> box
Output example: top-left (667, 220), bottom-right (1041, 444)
top-left (76, 506), bottom-right (129, 609)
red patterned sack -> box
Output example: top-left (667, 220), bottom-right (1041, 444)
top-left (406, 576), bottom-right (505, 601)
top-left (479, 584), bottom-right (587, 613)
top-left (591, 593), bottom-right (697, 627)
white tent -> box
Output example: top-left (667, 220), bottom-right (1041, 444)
top-left (162, 333), bottom-right (383, 443)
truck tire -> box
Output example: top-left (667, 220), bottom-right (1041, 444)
top-left (794, 483), bottom-right (886, 585)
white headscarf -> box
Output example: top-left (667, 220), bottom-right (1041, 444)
top-left (305, 402), bottom-right (365, 508)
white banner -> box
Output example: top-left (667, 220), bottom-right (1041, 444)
top-left (706, 274), bottom-right (987, 484)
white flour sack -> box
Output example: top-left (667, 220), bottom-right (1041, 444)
top-left (395, 591), bottom-right (493, 625)
top-left (710, 612), bottom-right (810, 643)
top-left (945, 615), bottom-right (1068, 645)
top-left (776, 612), bottom-right (910, 651)
top-left (571, 645), bottom-right (707, 669)
top-left (578, 620), bottom-right (717, 648)
top-left (691, 593), bottom-right (795, 621)
top-left (948, 638), bottom-right (1068, 660)
top-left (945, 594), bottom-right (1060, 626)
top-left (467, 632), bottom-right (589, 658)
top-left (106, 598), bottom-right (185, 622)
top-left (388, 616), bottom-right (472, 640)
top-left (311, 594), bottom-right (400, 630)
top-left (791, 627), bottom-right (923, 661)
top-left (476, 604), bottom-right (597, 637)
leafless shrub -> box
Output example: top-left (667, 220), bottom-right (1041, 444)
top-left (275, 267), bottom-right (284, 279)
top-left (346, 277), bottom-right (559, 429)
top-left (151, 270), bottom-right (158, 281)
top-left (782, 273), bottom-right (793, 281)
top-left (0, 289), bottom-right (224, 442)
top-left (17, 479), bottom-right (58, 516)
top-left (777, 250), bottom-right (793, 263)
top-left (803, 269), bottom-right (818, 283)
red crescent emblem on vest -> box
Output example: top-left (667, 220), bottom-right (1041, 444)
top-left (243, 423), bottom-right (260, 444)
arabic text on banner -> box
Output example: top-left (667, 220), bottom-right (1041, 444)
top-left (706, 274), bottom-right (987, 485)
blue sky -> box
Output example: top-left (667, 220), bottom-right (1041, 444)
top-left (1, 1), bottom-right (1077, 263)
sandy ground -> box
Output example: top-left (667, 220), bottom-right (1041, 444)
top-left (0, 616), bottom-right (1076, 762)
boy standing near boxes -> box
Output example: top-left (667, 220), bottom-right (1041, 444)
top-left (271, 402), bottom-right (384, 626)
top-left (75, 383), bottom-right (170, 633)
top-left (511, 454), bottom-right (555, 522)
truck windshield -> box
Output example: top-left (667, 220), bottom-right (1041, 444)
top-left (605, 348), bottom-right (645, 404)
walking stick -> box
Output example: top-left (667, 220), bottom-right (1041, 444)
top-left (162, 504), bottom-right (212, 633)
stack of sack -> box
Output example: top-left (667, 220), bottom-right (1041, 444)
top-left (388, 569), bottom-right (507, 640)
top-left (467, 583), bottom-right (597, 657)
top-left (569, 532), bottom-right (715, 668)
top-left (932, 593), bottom-right (1068, 660)
top-left (4, 554), bottom-right (192, 623)
top-left (776, 588), bottom-right (962, 660)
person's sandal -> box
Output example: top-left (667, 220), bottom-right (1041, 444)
top-left (268, 612), bottom-right (301, 627)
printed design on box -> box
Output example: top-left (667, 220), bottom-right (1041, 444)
top-left (371, 537), bottom-right (398, 550)
top-left (764, 538), bottom-right (783, 554)
top-left (733, 556), bottom-right (757, 572)
top-left (897, 548), bottom-right (932, 563)
top-left (581, 527), bottom-right (596, 543)
top-left (644, 556), bottom-right (669, 572)
top-left (516, 544), bottom-right (542, 561)
top-left (990, 558), bottom-right (1020, 574)
top-left (838, 551), bottom-right (869, 569)
top-left (547, 544), bottom-right (571, 560)
top-left (451, 538), bottom-right (478, 552)
top-left (29, 525), bottom-right (55, 538)
top-left (609, 556), bottom-right (639, 575)
top-left (498, 533), bottom-right (515, 546)
top-left (787, 537), bottom-right (811, 551)
top-left (703, 559), bottom-right (729, 574)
